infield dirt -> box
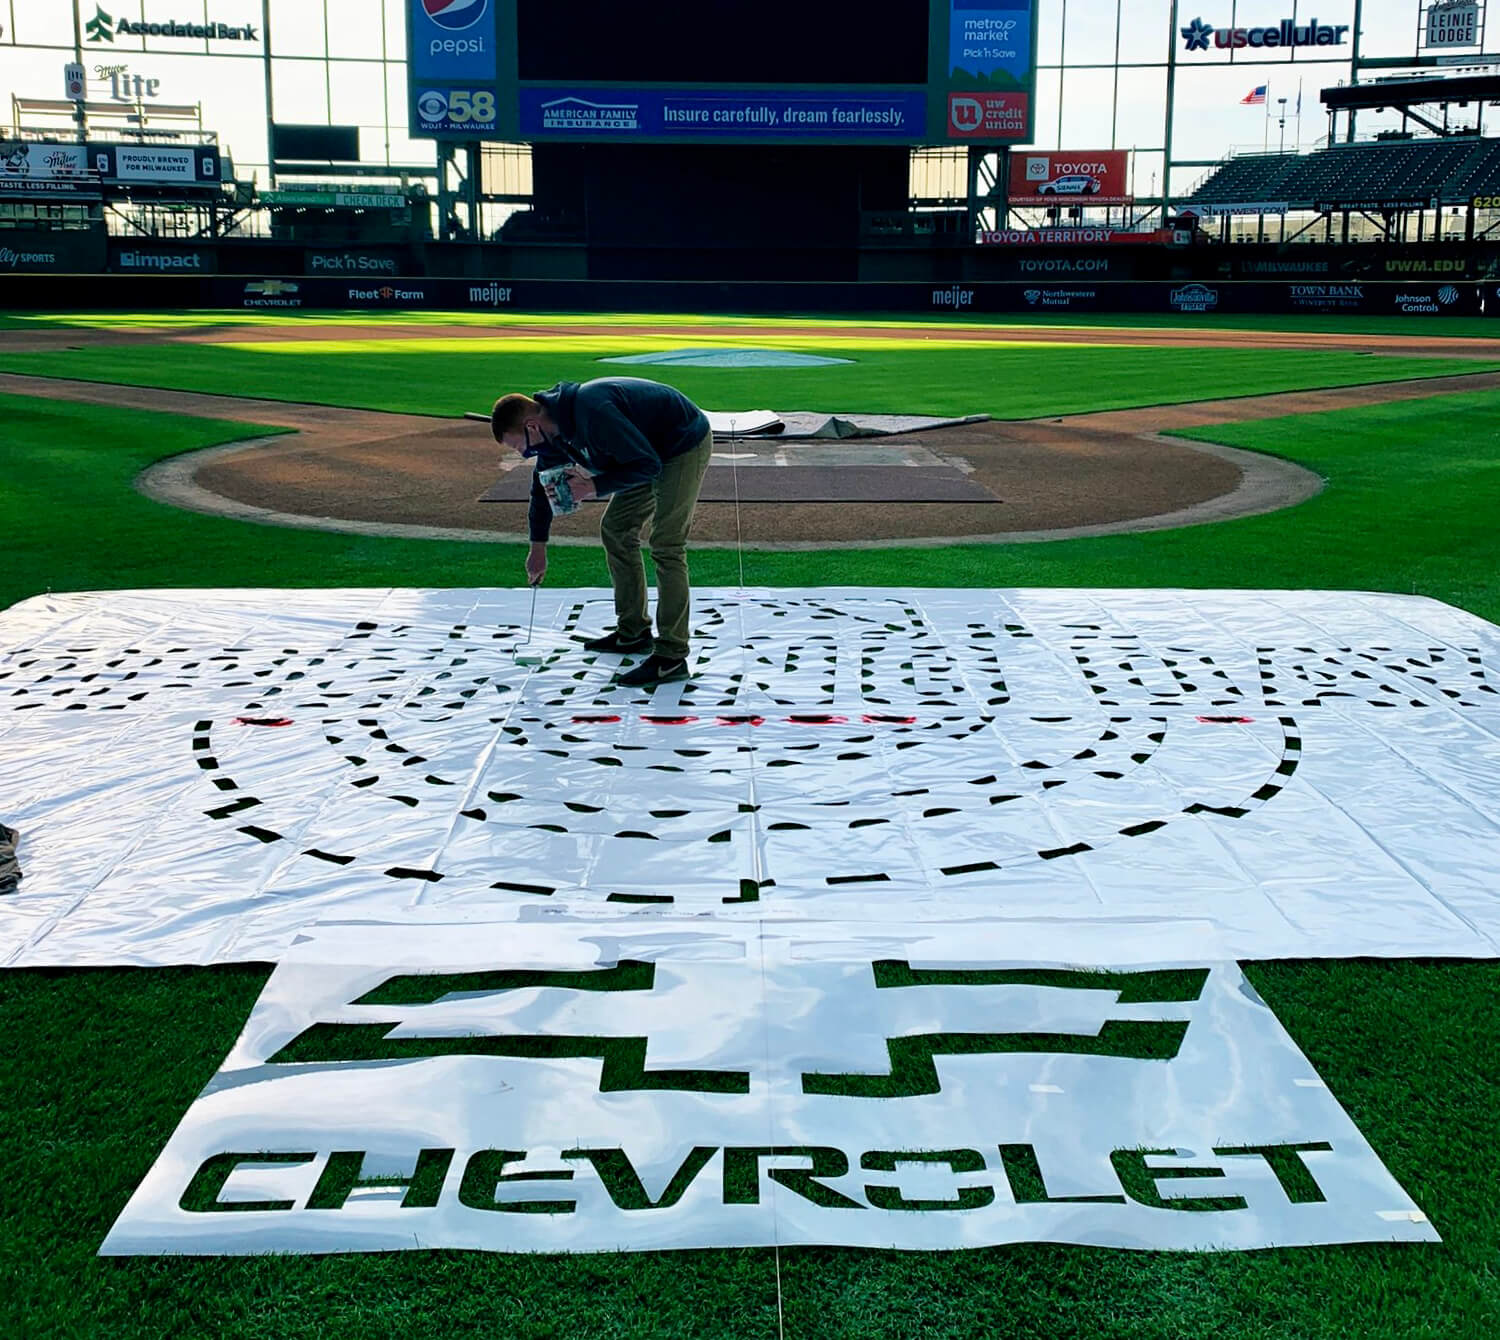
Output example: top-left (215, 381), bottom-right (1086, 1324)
top-left (3, 320), bottom-right (1497, 547)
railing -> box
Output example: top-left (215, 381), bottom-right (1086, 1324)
top-left (861, 210), bottom-right (971, 241)
top-left (495, 209), bottom-right (586, 243)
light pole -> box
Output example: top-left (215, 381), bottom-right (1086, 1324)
top-left (1278, 97), bottom-right (1288, 153)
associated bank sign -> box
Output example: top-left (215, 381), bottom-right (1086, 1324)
top-left (85, 5), bottom-right (259, 43)
top-left (1180, 14), bottom-right (1350, 50)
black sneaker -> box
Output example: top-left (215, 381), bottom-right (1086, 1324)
top-left (581, 629), bottom-right (653, 654)
top-left (615, 654), bottom-right (690, 687)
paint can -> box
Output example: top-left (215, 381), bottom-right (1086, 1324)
top-left (538, 466), bottom-right (579, 515)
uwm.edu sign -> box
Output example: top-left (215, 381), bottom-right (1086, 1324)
top-left (103, 920), bottom-right (1435, 1256)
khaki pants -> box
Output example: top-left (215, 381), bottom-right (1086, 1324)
top-left (599, 431), bottom-right (712, 661)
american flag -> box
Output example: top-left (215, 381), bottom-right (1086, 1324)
top-left (1242, 85), bottom-right (1267, 105)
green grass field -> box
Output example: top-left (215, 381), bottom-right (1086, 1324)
top-left (2, 315), bottom-right (1498, 421)
top-left (2, 307), bottom-right (1498, 336)
top-left (2, 314), bottom-right (1500, 1338)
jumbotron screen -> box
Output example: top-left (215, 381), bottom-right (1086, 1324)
top-left (518, 2), bottom-right (928, 86)
top-left (407, 0), bottom-right (1037, 146)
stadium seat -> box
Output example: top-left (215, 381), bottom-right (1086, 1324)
top-left (1184, 138), bottom-right (1500, 211)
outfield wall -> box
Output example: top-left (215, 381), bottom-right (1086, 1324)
top-left (4, 233), bottom-right (1497, 287)
top-left (0, 272), bottom-right (1492, 318)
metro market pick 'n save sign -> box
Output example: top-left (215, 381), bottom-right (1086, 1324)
top-left (102, 918), bottom-right (1435, 1256)
top-left (946, 0), bottom-right (1036, 141)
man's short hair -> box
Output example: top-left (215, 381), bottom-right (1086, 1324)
top-left (491, 393), bottom-right (539, 443)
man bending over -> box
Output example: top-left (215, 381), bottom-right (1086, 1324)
top-left (492, 376), bottom-right (713, 687)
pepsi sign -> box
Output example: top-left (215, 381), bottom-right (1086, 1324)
top-left (409, 0), bottom-right (495, 82)
top-left (423, 0), bottom-right (486, 30)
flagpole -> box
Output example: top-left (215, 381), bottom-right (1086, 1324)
top-left (1296, 78), bottom-right (1303, 151)
top-left (1263, 81), bottom-right (1271, 151)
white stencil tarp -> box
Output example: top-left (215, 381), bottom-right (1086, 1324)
top-left (100, 916), bottom-right (1436, 1256)
top-left (3, 586), bottom-right (1500, 966)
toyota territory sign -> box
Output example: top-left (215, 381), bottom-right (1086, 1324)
top-left (1008, 151), bottom-right (1132, 207)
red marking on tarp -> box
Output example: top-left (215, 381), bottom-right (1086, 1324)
top-left (1197, 715), bottom-right (1254, 724)
top-left (863, 713), bottom-right (917, 724)
top-left (233, 716), bottom-right (293, 727)
top-left (572, 715), bottom-right (622, 724)
top-left (716, 715), bottom-right (765, 726)
top-left (788, 714), bottom-right (848, 725)
top-left (642, 715), bottom-right (699, 725)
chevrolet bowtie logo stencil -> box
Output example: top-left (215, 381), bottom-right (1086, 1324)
top-left (4, 587), bottom-right (1500, 965)
top-left (100, 918), bottom-right (1436, 1255)
top-left (264, 958), bottom-right (1200, 1089)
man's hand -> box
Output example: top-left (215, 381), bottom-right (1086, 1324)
top-left (565, 469), bottom-right (599, 503)
top-left (525, 542), bottom-right (547, 586)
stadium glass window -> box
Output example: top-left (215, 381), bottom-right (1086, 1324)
top-left (324, 0), bottom-right (385, 60)
top-left (269, 0), bottom-right (327, 58)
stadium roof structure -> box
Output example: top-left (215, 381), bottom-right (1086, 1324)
top-left (1321, 74), bottom-right (1500, 113)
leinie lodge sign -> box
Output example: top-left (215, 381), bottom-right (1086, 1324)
top-left (1424, 0), bottom-right (1481, 47)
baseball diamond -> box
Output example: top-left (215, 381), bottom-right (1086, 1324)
top-left (3, 303), bottom-right (1500, 1324)
top-left (9, 322), bottom-right (1500, 546)
top-left (5, 0), bottom-right (1500, 1331)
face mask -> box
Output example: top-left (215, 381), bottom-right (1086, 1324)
top-left (522, 421), bottom-right (567, 459)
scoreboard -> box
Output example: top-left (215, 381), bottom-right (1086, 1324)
top-left (407, 0), bottom-right (1037, 145)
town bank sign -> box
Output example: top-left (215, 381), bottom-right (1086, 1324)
top-left (1181, 15), bottom-right (1350, 50)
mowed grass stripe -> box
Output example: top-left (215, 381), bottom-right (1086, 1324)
top-left (1, 340), bottom-right (1497, 420)
top-left (3, 307), bottom-right (1499, 337)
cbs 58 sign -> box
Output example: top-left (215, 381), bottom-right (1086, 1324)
top-left (414, 87), bottom-right (498, 136)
